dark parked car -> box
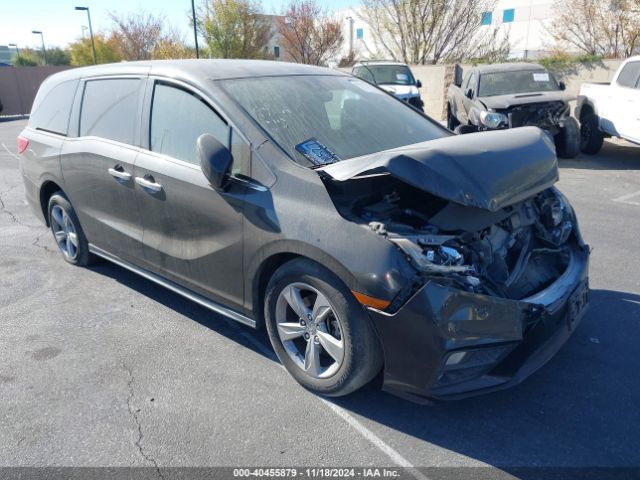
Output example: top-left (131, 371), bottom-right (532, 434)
top-left (447, 63), bottom-right (580, 159)
top-left (18, 60), bottom-right (589, 403)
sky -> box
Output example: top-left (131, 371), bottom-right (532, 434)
top-left (1, 0), bottom-right (358, 50)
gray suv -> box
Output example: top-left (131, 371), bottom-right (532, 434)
top-left (18, 60), bottom-right (589, 403)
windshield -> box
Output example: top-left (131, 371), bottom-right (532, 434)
top-left (479, 70), bottom-right (560, 97)
top-left (353, 65), bottom-right (416, 86)
top-left (219, 75), bottom-right (445, 165)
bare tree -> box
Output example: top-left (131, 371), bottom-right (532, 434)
top-left (359, 0), bottom-right (509, 65)
top-left (197, 0), bottom-right (273, 59)
top-left (109, 11), bottom-right (164, 60)
top-left (277, 0), bottom-right (344, 65)
top-left (548, 0), bottom-right (640, 58)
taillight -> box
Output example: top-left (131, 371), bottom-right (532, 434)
top-left (17, 137), bottom-right (29, 154)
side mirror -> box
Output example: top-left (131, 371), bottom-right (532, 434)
top-left (197, 133), bottom-right (233, 191)
top-left (453, 64), bottom-right (463, 88)
top-left (416, 79), bottom-right (422, 89)
top-left (465, 89), bottom-right (474, 99)
top-left (559, 81), bottom-right (566, 91)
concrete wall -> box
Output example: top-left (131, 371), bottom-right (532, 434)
top-left (0, 66), bottom-right (71, 116)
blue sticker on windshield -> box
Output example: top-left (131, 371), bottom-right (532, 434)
top-left (295, 138), bottom-right (341, 166)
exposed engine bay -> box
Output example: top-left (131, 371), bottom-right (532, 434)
top-left (495, 101), bottom-right (569, 133)
top-left (324, 174), bottom-right (575, 304)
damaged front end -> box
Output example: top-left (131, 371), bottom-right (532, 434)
top-left (320, 127), bottom-right (590, 401)
top-left (499, 101), bottom-right (570, 135)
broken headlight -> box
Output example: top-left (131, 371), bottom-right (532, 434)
top-left (480, 111), bottom-right (507, 129)
top-left (537, 189), bottom-right (573, 246)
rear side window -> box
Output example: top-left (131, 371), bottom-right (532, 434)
top-left (29, 79), bottom-right (79, 136)
top-left (80, 78), bottom-right (141, 144)
top-left (150, 83), bottom-right (228, 165)
top-left (617, 62), bottom-right (640, 88)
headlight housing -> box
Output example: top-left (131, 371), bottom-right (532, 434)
top-left (480, 111), bottom-right (507, 129)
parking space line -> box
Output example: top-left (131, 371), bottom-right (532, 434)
top-left (231, 323), bottom-right (426, 477)
top-left (1, 143), bottom-right (20, 161)
top-left (613, 190), bottom-right (640, 206)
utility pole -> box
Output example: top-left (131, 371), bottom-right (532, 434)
top-left (8, 43), bottom-right (21, 63)
top-left (31, 30), bottom-right (47, 65)
top-left (75, 7), bottom-right (97, 64)
top-left (191, 0), bottom-right (200, 59)
top-left (346, 16), bottom-right (354, 59)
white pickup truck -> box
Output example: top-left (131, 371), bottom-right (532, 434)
top-left (576, 56), bottom-right (640, 154)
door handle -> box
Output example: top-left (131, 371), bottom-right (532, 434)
top-left (135, 176), bottom-right (163, 193)
top-left (108, 166), bottom-right (132, 182)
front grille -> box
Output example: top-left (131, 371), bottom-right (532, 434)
top-left (503, 101), bottom-right (567, 128)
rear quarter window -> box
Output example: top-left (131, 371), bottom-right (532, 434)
top-left (29, 79), bottom-right (79, 136)
top-left (79, 78), bottom-right (141, 145)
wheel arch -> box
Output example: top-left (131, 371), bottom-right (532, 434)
top-left (39, 180), bottom-right (64, 227)
top-left (249, 241), bottom-right (359, 328)
top-left (576, 97), bottom-right (596, 122)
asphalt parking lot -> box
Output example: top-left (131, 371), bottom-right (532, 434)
top-left (1, 117), bottom-right (639, 475)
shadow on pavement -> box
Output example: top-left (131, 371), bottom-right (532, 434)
top-left (89, 260), bottom-right (278, 363)
top-left (329, 288), bottom-right (640, 468)
top-left (0, 115), bottom-right (29, 123)
top-left (88, 258), bottom-right (640, 468)
top-left (560, 141), bottom-right (640, 171)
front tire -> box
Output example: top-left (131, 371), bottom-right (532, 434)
top-left (447, 103), bottom-right (460, 130)
top-left (264, 258), bottom-right (383, 397)
top-left (555, 117), bottom-right (580, 159)
top-left (579, 113), bottom-right (604, 155)
top-left (48, 192), bottom-right (95, 266)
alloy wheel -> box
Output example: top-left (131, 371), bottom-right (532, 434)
top-left (275, 282), bottom-right (345, 379)
top-left (50, 204), bottom-right (79, 261)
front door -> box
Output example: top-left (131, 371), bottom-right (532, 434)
top-left (61, 77), bottom-right (145, 262)
top-left (133, 80), bottom-right (246, 310)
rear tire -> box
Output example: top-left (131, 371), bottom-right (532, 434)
top-left (47, 192), bottom-right (95, 266)
top-left (555, 117), bottom-right (580, 159)
top-left (579, 113), bottom-right (604, 155)
top-left (264, 258), bottom-right (383, 397)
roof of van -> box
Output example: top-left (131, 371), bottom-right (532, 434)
top-left (47, 59), bottom-right (348, 83)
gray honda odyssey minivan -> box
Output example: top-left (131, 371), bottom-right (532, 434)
top-left (18, 60), bottom-right (589, 403)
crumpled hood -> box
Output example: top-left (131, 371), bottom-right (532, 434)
top-left (319, 127), bottom-right (559, 212)
top-left (479, 90), bottom-right (570, 110)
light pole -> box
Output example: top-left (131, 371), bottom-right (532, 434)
top-left (8, 43), bottom-right (21, 64)
top-left (346, 16), bottom-right (354, 59)
top-left (31, 30), bottom-right (47, 65)
top-left (191, 0), bottom-right (200, 59)
top-left (75, 7), bottom-right (97, 64)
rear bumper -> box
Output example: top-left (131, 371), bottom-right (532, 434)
top-left (370, 243), bottom-right (590, 403)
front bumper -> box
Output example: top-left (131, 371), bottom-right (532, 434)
top-left (369, 243), bottom-right (590, 403)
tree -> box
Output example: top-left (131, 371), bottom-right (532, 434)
top-left (359, 0), bottom-right (509, 65)
top-left (277, 0), bottom-right (343, 65)
top-left (68, 35), bottom-right (122, 65)
top-left (548, 0), bottom-right (640, 58)
top-left (197, 0), bottom-right (273, 59)
top-left (43, 47), bottom-right (71, 66)
top-left (109, 10), bottom-right (190, 61)
top-left (152, 34), bottom-right (194, 59)
top-left (10, 48), bottom-right (39, 66)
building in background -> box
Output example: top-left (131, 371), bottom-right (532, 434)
top-left (479, 0), bottom-right (555, 59)
top-left (335, 1), bottom-right (557, 64)
top-left (0, 45), bottom-right (17, 66)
